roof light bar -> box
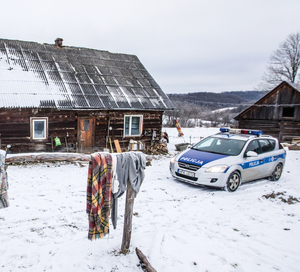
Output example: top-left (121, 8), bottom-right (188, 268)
top-left (220, 128), bottom-right (263, 136)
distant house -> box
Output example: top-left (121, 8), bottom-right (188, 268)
top-left (234, 81), bottom-right (300, 142)
top-left (0, 38), bottom-right (174, 153)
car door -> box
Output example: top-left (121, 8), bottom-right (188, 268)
top-left (240, 140), bottom-right (265, 182)
top-left (257, 139), bottom-right (276, 178)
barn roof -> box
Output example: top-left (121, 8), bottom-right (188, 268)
top-left (0, 38), bottom-right (174, 110)
top-left (234, 81), bottom-right (300, 119)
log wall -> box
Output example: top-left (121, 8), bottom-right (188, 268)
top-left (238, 119), bottom-right (300, 142)
top-left (96, 110), bottom-right (163, 151)
top-left (0, 108), bottom-right (163, 153)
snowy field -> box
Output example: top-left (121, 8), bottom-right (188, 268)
top-left (1, 127), bottom-right (300, 272)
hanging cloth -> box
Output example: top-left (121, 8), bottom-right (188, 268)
top-left (86, 153), bottom-right (113, 240)
top-left (111, 153), bottom-right (129, 229)
top-left (0, 150), bottom-right (9, 209)
top-left (110, 153), bottom-right (119, 195)
top-left (127, 152), bottom-right (146, 196)
top-left (111, 152), bottom-right (146, 229)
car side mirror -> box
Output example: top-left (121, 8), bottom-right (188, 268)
top-left (246, 151), bottom-right (258, 157)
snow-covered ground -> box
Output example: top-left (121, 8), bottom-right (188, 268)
top-left (1, 127), bottom-right (299, 272)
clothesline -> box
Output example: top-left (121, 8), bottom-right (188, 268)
top-left (2, 150), bottom-right (147, 252)
top-left (86, 151), bottom-right (146, 242)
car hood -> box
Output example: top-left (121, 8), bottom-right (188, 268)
top-left (178, 149), bottom-right (228, 167)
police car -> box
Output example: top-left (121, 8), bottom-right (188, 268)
top-left (170, 128), bottom-right (286, 192)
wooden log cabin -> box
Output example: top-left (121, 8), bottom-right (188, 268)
top-left (0, 38), bottom-right (174, 153)
top-left (234, 81), bottom-right (300, 142)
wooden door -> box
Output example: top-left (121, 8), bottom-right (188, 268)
top-left (78, 117), bottom-right (94, 153)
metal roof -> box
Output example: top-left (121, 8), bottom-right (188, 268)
top-left (0, 38), bottom-right (174, 110)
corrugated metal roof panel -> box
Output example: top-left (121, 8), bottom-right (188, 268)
top-left (0, 38), bottom-right (175, 110)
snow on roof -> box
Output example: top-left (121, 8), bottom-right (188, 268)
top-left (0, 38), bottom-right (174, 110)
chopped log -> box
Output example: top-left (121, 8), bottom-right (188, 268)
top-left (135, 248), bottom-right (157, 272)
top-left (6, 153), bottom-right (152, 165)
top-left (5, 153), bottom-right (91, 164)
top-left (145, 142), bottom-right (168, 155)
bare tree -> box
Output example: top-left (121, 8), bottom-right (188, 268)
top-left (222, 112), bottom-right (232, 126)
top-left (163, 101), bottom-right (208, 127)
top-left (259, 32), bottom-right (300, 90)
top-left (206, 111), bottom-right (222, 127)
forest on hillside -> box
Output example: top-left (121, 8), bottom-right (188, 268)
top-left (167, 90), bottom-right (267, 109)
top-left (164, 90), bottom-right (267, 128)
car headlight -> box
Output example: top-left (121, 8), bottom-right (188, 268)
top-left (170, 156), bottom-right (176, 164)
top-left (205, 165), bottom-right (228, 173)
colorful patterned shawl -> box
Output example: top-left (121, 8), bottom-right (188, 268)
top-left (86, 153), bottom-right (112, 240)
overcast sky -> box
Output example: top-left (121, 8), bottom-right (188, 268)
top-left (1, 0), bottom-right (299, 93)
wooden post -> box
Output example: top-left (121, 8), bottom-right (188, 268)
top-left (279, 121), bottom-right (284, 142)
top-left (106, 118), bottom-right (111, 149)
top-left (51, 137), bottom-right (54, 152)
top-left (65, 137), bottom-right (68, 152)
top-left (121, 179), bottom-right (136, 253)
top-left (109, 138), bottom-right (114, 153)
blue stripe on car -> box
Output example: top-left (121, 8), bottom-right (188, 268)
top-left (178, 149), bottom-right (228, 166)
top-left (239, 153), bottom-right (286, 170)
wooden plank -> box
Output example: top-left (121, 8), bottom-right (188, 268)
top-left (114, 140), bottom-right (122, 153)
top-left (292, 137), bottom-right (300, 143)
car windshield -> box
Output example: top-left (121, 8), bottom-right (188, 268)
top-left (192, 136), bottom-right (246, 156)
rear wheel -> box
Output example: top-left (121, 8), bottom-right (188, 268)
top-left (225, 171), bottom-right (241, 192)
top-left (269, 163), bottom-right (283, 181)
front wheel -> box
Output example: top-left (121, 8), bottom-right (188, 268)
top-left (225, 171), bottom-right (241, 192)
top-left (269, 163), bottom-right (283, 181)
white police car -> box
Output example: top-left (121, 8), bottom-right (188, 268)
top-left (170, 128), bottom-right (286, 192)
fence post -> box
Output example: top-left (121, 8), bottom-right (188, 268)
top-left (121, 179), bottom-right (135, 253)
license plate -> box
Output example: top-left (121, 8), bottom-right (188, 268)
top-left (178, 169), bottom-right (195, 177)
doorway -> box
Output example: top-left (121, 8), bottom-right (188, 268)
top-left (78, 117), bottom-right (94, 153)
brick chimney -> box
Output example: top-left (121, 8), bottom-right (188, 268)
top-left (55, 38), bottom-right (63, 48)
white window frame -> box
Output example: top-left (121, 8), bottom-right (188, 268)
top-left (124, 115), bottom-right (143, 137)
top-left (30, 117), bottom-right (48, 140)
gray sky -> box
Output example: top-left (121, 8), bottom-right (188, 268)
top-left (1, 0), bottom-right (299, 93)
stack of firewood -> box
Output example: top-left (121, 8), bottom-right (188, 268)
top-left (144, 142), bottom-right (168, 155)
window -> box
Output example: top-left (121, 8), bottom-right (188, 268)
top-left (83, 120), bottom-right (90, 131)
top-left (245, 140), bottom-right (260, 154)
top-left (124, 115), bottom-right (143, 136)
top-left (30, 117), bottom-right (48, 140)
top-left (192, 137), bottom-right (245, 156)
top-left (282, 107), bottom-right (295, 118)
top-left (193, 137), bottom-right (216, 150)
top-left (258, 139), bottom-right (275, 153)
